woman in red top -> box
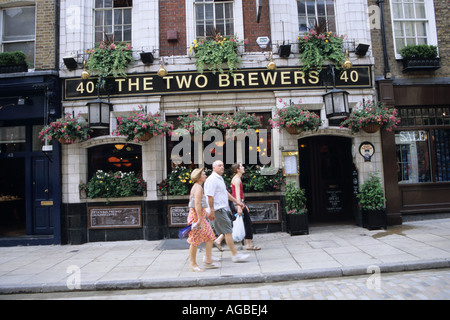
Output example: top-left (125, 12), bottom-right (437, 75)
top-left (231, 163), bottom-right (261, 250)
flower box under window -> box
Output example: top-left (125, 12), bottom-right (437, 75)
top-left (402, 58), bottom-right (441, 72)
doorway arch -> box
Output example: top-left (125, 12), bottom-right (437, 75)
top-left (299, 135), bottom-right (355, 223)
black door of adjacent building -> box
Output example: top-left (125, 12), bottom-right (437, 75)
top-left (32, 157), bottom-right (54, 235)
top-left (299, 136), bottom-right (354, 223)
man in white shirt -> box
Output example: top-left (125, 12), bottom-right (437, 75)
top-left (204, 160), bottom-right (249, 262)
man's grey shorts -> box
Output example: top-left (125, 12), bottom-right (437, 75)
top-left (212, 208), bottom-right (233, 235)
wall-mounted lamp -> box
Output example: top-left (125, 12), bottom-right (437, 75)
top-left (81, 60), bottom-right (90, 79)
top-left (63, 57), bottom-right (78, 70)
top-left (267, 52), bottom-right (276, 70)
top-left (342, 50), bottom-right (352, 69)
top-left (323, 65), bottom-right (349, 120)
top-left (278, 44), bottom-right (291, 58)
top-left (140, 52), bottom-right (154, 65)
top-left (157, 58), bottom-right (168, 77)
top-left (86, 98), bottom-right (113, 129)
top-left (355, 43), bottom-right (370, 57)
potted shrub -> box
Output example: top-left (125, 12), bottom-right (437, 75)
top-left (297, 21), bottom-right (346, 72)
top-left (79, 170), bottom-right (146, 202)
top-left (356, 173), bottom-right (387, 230)
top-left (114, 107), bottom-right (174, 143)
top-left (86, 36), bottom-right (134, 88)
top-left (285, 182), bottom-right (309, 235)
top-left (189, 32), bottom-right (247, 75)
top-left (270, 101), bottom-right (322, 134)
top-left (340, 99), bottom-right (401, 134)
top-left (400, 44), bottom-right (440, 71)
top-left (0, 51), bottom-right (28, 73)
top-left (38, 114), bottom-right (91, 144)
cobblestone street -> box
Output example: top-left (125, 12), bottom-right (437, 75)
top-left (4, 268), bottom-right (449, 300)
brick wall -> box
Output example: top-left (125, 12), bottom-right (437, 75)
top-left (243, 0), bottom-right (271, 52)
top-left (159, 0), bottom-right (186, 56)
top-left (0, 0), bottom-right (56, 70)
top-left (370, 0), bottom-right (449, 79)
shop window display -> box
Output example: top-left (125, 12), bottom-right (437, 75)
top-left (395, 107), bottom-right (450, 184)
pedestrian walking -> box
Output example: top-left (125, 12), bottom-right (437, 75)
top-left (204, 160), bottom-right (249, 262)
top-left (187, 168), bottom-right (220, 272)
top-left (231, 163), bottom-right (261, 251)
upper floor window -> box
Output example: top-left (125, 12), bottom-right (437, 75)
top-left (391, 0), bottom-right (437, 56)
top-left (195, 0), bottom-right (234, 37)
top-left (297, 0), bottom-right (336, 33)
top-left (1, 7), bottom-right (35, 67)
top-left (94, 0), bottom-right (132, 43)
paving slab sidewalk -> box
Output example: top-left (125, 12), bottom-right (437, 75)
top-left (0, 218), bottom-right (449, 294)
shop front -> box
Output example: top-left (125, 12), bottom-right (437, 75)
top-left (0, 72), bottom-right (61, 246)
top-left (380, 81), bottom-right (450, 224)
top-left (61, 65), bottom-right (380, 244)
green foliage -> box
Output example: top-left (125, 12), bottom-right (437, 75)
top-left (38, 114), bottom-right (91, 144)
top-left (190, 33), bottom-right (246, 75)
top-left (400, 44), bottom-right (438, 59)
top-left (80, 170), bottom-right (146, 200)
top-left (86, 41), bottom-right (133, 87)
top-left (0, 51), bottom-right (27, 65)
top-left (285, 182), bottom-right (307, 215)
top-left (297, 29), bottom-right (345, 72)
top-left (158, 165), bottom-right (285, 196)
top-left (270, 101), bottom-right (322, 132)
top-left (356, 173), bottom-right (385, 211)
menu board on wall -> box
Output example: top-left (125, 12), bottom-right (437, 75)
top-left (88, 206), bottom-right (142, 229)
top-left (168, 204), bottom-right (190, 227)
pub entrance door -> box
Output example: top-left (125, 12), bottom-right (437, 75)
top-left (299, 136), bottom-right (354, 223)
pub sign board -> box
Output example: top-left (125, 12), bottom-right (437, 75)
top-left (64, 66), bottom-right (372, 100)
top-left (88, 205), bottom-right (142, 229)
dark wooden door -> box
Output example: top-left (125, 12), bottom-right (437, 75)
top-left (300, 136), bottom-right (353, 222)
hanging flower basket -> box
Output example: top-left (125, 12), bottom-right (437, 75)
top-left (285, 126), bottom-right (304, 135)
top-left (340, 100), bottom-right (401, 134)
top-left (114, 106), bottom-right (173, 143)
top-left (39, 114), bottom-right (91, 145)
top-left (362, 124), bottom-right (381, 134)
top-left (138, 132), bottom-right (153, 142)
top-left (270, 100), bottom-right (322, 134)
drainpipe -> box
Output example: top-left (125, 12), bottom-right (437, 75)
top-left (54, 0), bottom-right (60, 71)
top-left (377, 0), bottom-right (391, 79)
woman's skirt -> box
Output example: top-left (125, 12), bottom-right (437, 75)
top-left (187, 207), bottom-right (215, 247)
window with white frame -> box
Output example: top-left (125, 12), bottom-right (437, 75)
top-left (194, 0), bottom-right (234, 38)
top-left (1, 6), bottom-right (36, 67)
top-left (94, 0), bottom-right (132, 43)
top-left (297, 0), bottom-right (336, 33)
top-left (391, 0), bottom-right (438, 56)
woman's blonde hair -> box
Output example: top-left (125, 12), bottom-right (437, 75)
top-left (191, 168), bottom-right (205, 183)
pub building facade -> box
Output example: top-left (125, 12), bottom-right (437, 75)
top-left (59, 0), bottom-right (385, 245)
top-left (369, 0), bottom-right (450, 225)
top-left (0, 0), bottom-right (62, 246)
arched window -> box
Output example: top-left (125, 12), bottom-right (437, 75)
top-left (88, 143), bottom-right (142, 178)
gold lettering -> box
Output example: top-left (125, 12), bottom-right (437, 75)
top-left (233, 73), bottom-right (245, 87)
top-left (176, 75), bottom-right (193, 89)
top-left (261, 72), bottom-right (278, 85)
top-left (294, 71), bottom-right (306, 84)
top-left (195, 75), bottom-right (208, 88)
top-left (116, 79), bottom-right (126, 92)
top-left (128, 78), bottom-right (140, 91)
top-left (219, 74), bottom-right (230, 87)
top-left (248, 72), bottom-right (259, 86)
top-left (163, 76), bottom-right (174, 89)
top-left (143, 77), bottom-right (153, 91)
top-left (309, 71), bottom-right (319, 84)
top-left (281, 72), bottom-right (291, 85)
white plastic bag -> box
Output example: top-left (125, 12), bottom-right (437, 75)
top-left (232, 215), bottom-right (246, 242)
